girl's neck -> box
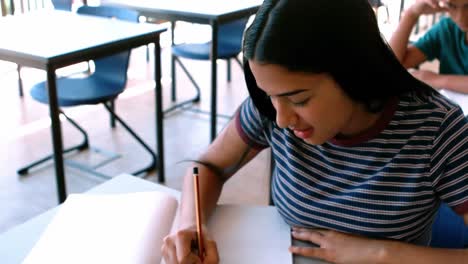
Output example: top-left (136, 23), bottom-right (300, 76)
top-left (339, 104), bottom-right (382, 138)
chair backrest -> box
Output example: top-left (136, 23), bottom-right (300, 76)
top-left (430, 203), bottom-right (468, 248)
top-left (51, 0), bottom-right (72, 11)
top-left (217, 18), bottom-right (249, 53)
top-left (76, 5), bottom-right (139, 85)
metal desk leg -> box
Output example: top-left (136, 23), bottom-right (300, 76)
top-left (210, 20), bottom-right (218, 142)
top-left (46, 68), bottom-right (67, 203)
top-left (170, 21), bottom-right (177, 102)
top-left (399, 0), bottom-right (405, 21)
top-left (154, 37), bottom-right (165, 183)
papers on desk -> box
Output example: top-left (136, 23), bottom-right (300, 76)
top-left (440, 90), bottom-right (468, 115)
top-left (22, 192), bottom-right (178, 264)
top-left (21, 192), bottom-right (292, 264)
top-left (209, 205), bottom-right (292, 264)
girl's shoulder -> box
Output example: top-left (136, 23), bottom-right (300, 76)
top-left (397, 90), bottom-right (466, 123)
top-left (401, 90), bottom-right (460, 110)
top-left (436, 16), bottom-right (456, 29)
top-left (435, 17), bottom-right (464, 36)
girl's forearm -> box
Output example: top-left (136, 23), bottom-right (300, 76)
top-left (179, 164), bottom-right (224, 228)
top-left (389, 9), bottom-right (420, 62)
top-left (435, 74), bottom-right (468, 93)
top-left (378, 240), bottom-right (468, 264)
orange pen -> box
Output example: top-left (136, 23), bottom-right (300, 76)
top-left (193, 167), bottom-right (205, 261)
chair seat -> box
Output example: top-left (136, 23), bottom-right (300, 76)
top-left (30, 75), bottom-right (124, 107)
top-left (172, 41), bottom-right (242, 60)
top-left (431, 203), bottom-right (468, 248)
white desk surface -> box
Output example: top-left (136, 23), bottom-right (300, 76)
top-left (0, 174), bottom-right (327, 264)
top-left (0, 175), bottom-right (178, 264)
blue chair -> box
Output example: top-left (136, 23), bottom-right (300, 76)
top-left (430, 203), bottom-right (468, 248)
top-left (17, 5), bottom-right (156, 178)
top-left (51, 0), bottom-right (72, 11)
top-left (167, 18), bottom-right (249, 112)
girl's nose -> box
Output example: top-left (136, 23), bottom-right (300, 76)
top-left (275, 100), bottom-right (297, 129)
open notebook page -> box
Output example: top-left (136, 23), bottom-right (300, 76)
top-left (210, 205), bottom-right (292, 264)
top-left (22, 192), bottom-right (178, 264)
top-left (162, 204), bottom-right (292, 264)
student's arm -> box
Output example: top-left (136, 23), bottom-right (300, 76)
top-left (290, 227), bottom-right (468, 264)
top-left (411, 70), bottom-right (468, 93)
top-left (389, 8), bottom-right (424, 67)
top-left (389, 0), bottom-right (444, 68)
top-left (162, 119), bottom-right (262, 264)
top-left (380, 237), bottom-right (468, 264)
top-left (178, 118), bottom-right (261, 230)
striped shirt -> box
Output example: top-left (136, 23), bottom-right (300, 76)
top-left (236, 91), bottom-right (468, 243)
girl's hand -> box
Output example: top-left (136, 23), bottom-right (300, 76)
top-left (409, 0), bottom-right (447, 16)
top-left (161, 225), bottom-right (219, 264)
top-left (289, 227), bottom-right (387, 264)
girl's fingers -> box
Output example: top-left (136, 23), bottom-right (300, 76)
top-left (292, 227), bottom-right (327, 236)
top-left (161, 237), bottom-right (177, 264)
top-left (203, 240), bottom-right (220, 264)
top-left (289, 246), bottom-right (328, 260)
top-left (291, 229), bottom-right (325, 245)
top-left (429, 0), bottom-right (439, 8)
top-left (185, 253), bottom-right (202, 264)
top-left (431, 0), bottom-right (448, 11)
top-left (175, 230), bottom-right (197, 263)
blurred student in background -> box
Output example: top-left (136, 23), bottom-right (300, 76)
top-left (390, 0), bottom-right (468, 93)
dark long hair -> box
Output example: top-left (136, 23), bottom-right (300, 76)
top-left (243, 0), bottom-right (432, 121)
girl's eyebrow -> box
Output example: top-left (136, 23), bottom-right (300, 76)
top-left (270, 89), bottom-right (309, 97)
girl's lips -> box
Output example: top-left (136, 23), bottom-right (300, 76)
top-left (293, 127), bottom-right (314, 139)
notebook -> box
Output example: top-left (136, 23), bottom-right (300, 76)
top-left (21, 191), bottom-right (292, 264)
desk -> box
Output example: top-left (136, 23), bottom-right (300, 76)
top-left (0, 10), bottom-right (167, 203)
top-left (0, 174), bottom-right (328, 264)
top-left (440, 90), bottom-right (468, 115)
top-left (101, 0), bottom-right (262, 141)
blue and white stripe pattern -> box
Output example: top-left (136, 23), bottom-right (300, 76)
top-left (236, 91), bottom-right (468, 242)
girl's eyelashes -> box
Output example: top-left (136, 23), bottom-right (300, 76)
top-left (291, 98), bottom-right (310, 107)
top-left (266, 94), bottom-right (310, 107)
